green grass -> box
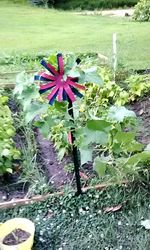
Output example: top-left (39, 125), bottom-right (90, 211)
top-left (0, 2), bottom-right (150, 69)
top-left (0, 185), bottom-right (149, 249)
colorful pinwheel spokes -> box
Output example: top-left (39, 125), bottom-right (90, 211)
top-left (34, 53), bottom-right (85, 105)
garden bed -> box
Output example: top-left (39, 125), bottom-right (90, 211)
top-left (0, 96), bottom-right (99, 206)
top-left (0, 92), bottom-right (150, 208)
top-left (0, 53), bottom-right (150, 209)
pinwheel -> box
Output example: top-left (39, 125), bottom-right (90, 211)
top-left (34, 53), bottom-right (85, 105)
top-left (34, 53), bottom-right (85, 195)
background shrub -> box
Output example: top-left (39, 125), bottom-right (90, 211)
top-left (53, 0), bottom-right (138, 10)
top-left (30, 0), bottom-right (138, 9)
top-left (133, 0), bottom-right (150, 21)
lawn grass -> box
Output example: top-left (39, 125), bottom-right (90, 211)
top-left (0, 1), bottom-right (149, 70)
top-left (0, 185), bottom-right (149, 250)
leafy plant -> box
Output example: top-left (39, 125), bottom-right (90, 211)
top-left (0, 95), bottom-right (20, 174)
top-left (14, 53), bottom-right (150, 183)
top-left (133, 0), bottom-right (150, 21)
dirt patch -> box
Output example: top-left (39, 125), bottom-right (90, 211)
top-left (76, 8), bottom-right (134, 17)
top-left (0, 98), bottom-right (29, 202)
top-left (35, 130), bottom-right (74, 190)
top-left (130, 97), bottom-right (150, 145)
top-left (102, 8), bottom-right (134, 17)
top-left (3, 229), bottom-right (30, 246)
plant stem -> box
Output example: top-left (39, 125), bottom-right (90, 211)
top-left (68, 99), bottom-right (82, 195)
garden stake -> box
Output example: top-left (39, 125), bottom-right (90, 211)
top-left (34, 53), bottom-right (85, 195)
top-left (112, 33), bottom-right (117, 81)
top-left (68, 98), bottom-right (82, 195)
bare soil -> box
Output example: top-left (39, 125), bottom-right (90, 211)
top-left (76, 9), bottom-right (134, 17)
top-left (35, 130), bottom-right (74, 190)
top-left (131, 97), bottom-right (150, 145)
top-left (3, 228), bottom-right (30, 246)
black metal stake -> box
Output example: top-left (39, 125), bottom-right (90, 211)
top-left (68, 99), bottom-right (82, 195)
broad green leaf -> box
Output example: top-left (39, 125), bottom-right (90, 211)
top-left (86, 130), bottom-right (109, 145)
top-left (14, 72), bottom-right (34, 95)
top-left (66, 54), bottom-right (76, 69)
top-left (79, 67), bottom-right (103, 85)
top-left (125, 142), bottom-right (143, 153)
top-left (34, 117), bottom-right (55, 138)
top-left (25, 103), bottom-right (49, 123)
top-left (1, 149), bottom-right (10, 157)
top-left (114, 131), bottom-right (135, 143)
top-left (6, 129), bottom-right (15, 137)
top-left (58, 147), bottom-right (66, 161)
top-left (65, 68), bottom-right (80, 78)
top-left (13, 150), bottom-right (21, 159)
top-left (85, 72), bottom-right (103, 85)
top-left (80, 147), bottom-right (92, 165)
top-left (47, 54), bottom-right (58, 69)
top-left (125, 151), bottom-right (150, 167)
top-left (6, 168), bottom-right (13, 174)
top-left (145, 144), bottom-right (150, 152)
top-left (36, 121), bottom-right (50, 138)
top-left (87, 120), bottom-right (111, 132)
top-left (54, 101), bottom-right (67, 112)
top-left (108, 106), bottom-right (136, 122)
top-left (77, 127), bottom-right (109, 146)
top-left (93, 157), bottom-right (107, 176)
top-left (80, 72), bottom-right (103, 86)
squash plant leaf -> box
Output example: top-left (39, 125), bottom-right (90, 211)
top-left (87, 120), bottom-right (111, 132)
top-left (80, 147), bottom-right (93, 166)
top-left (54, 101), bottom-right (67, 112)
top-left (93, 156), bottom-right (107, 177)
top-left (108, 106), bottom-right (136, 122)
top-left (77, 127), bottom-right (109, 147)
top-left (79, 67), bottom-right (103, 86)
top-left (25, 103), bottom-right (49, 123)
top-left (125, 151), bottom-right (150, 167)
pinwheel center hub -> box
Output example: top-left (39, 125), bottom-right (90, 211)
top-left (56, 75), bottom-right (68, 86)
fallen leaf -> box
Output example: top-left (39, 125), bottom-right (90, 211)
top-left (138, 109), bottom-right (144, 115)
top-left (80, 172), bottom-right (89, 181)
top-left (45, 209), bottom-right (54, 218)
top-left (141, 219), bottom-right (150, 229)
top-left (103, 204), bottom-right (122, 213)
top-left (68, 132), bottom-right (72, 144)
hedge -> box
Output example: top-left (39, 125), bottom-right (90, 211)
top-left (6, 0), bottom-right (139, 9)
top-left (54, 0), bottom-right (138, 10)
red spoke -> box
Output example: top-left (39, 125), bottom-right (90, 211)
top-left (64, 84), bottom-right (76, 102)
top-left (47, 63), bottom-right (59, 76)
top-left (57, 54), bottom-right (64, 75)
top-left (68, 80), bottom-right (85, 90)
top-left (57, 86), bottom-right (64, 102)
top-left (41, 72), bottom-right (55, 81)
top-left (40, 81), bottom-right (56, 90)
top-left (47, 85), bottom-right (59, 101)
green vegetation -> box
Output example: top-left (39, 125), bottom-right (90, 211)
top-left (133, 0), bottom-right (150, 21)
top-left (0, 2), bottom-right (150, 69)
top-left (0, 2), bottom-right (149, 249)
top-left (6, 0), bottom-right (138, 9)
top-left (0, 184), bottom-right (149, 249)
top-left (14, 54), bottom-right (150, 184)
top-left (10, 99), bottom-right (50, 195)
top-left (54, 0), bottom-right (138, 10)
top-left (0, 94), bottom-right (20, 174)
